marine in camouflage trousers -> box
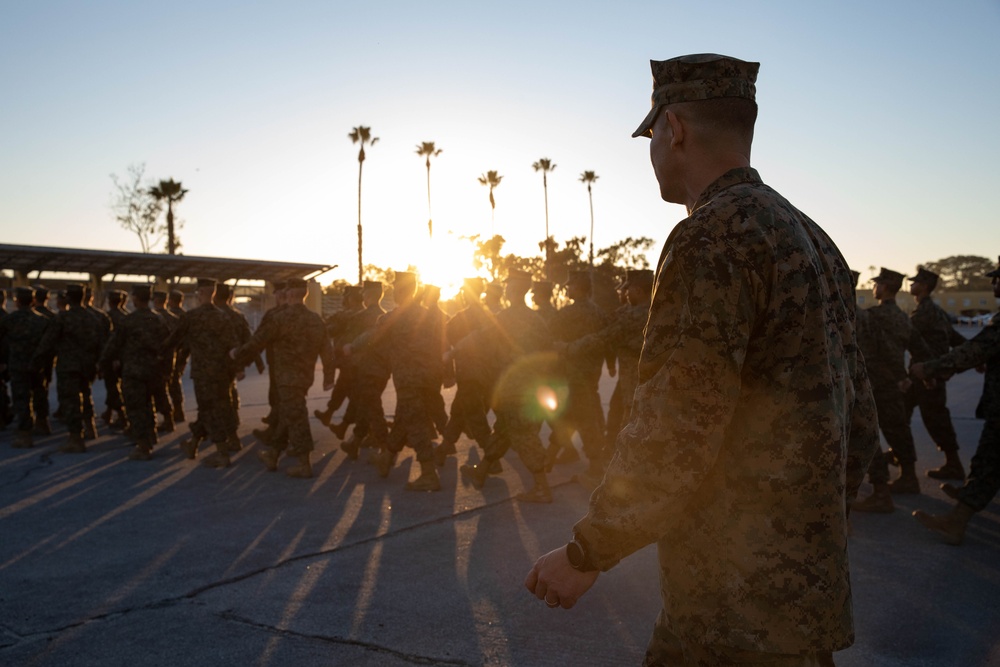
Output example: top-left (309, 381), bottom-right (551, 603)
top-left (551, 377), bottom-right (606, 462)
top-left (122, 374), bottom-right (158, 445)
top-left (442, 377), bottom-right (492, 447)
top-left (9, 371), bottom-right (36, 432)
top-left (867, 384), bottom-right (916, 484)
top-left (483, 407), bottom-right (545, 473)
top-left (189, 376), bottom-right (234, 446)
top-left (905, 380), bottom-right (959, 454)
top-left (271, 384), bottom-right (314, 457)
top-left (54, 370), bottom-right (92, 439)
top-left (950, 418), bottom-right (1000, 512)
top-left (352, 375), bottom-right (389, 444)
top-left (385, 384), bottom-right (435, 462)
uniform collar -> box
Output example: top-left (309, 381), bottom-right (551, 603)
top-left (691, 166), bottom-right (761, 212)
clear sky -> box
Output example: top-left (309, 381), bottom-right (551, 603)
top-left (2, 0), bottom-right (998, 290)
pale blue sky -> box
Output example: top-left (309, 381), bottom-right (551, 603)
top-left (2, 0), bottom-right (998, 287)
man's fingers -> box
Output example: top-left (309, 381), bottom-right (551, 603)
top-left (524, 568), bottom-right (538, 593)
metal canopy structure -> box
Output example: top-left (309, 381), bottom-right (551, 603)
top-left (0, 243), bottom-right (335, 284)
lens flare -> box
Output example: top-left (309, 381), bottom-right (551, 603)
top-left (536, 386), bottom-right (559, 412)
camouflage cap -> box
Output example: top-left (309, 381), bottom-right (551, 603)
top-left (65, 283), bottom-right (85, 299)
top-left (393, 271), bottom-right (416, 285)
top-left (987, 255), bottom-right (1000, 279)
top-left (215, 283), bottom-right (232, 299)
top-left (625, 269), bottom-right (655, 288)
top-left (286, 278), bottom-right (307, 291)
top-left (343, 284), bottom-right (362, 297)
top-left (272, 280), bottom-right (287, 291)
top-left (14, 286), bottom-right (33, 301)
top-left (363, 280), bottom-right (384, 294)
top-left (632, 53), bottom-right (760, 138)
top-left (871, 267), bottom-right (906, 286)
top-left (910, 266), bottom-right (939, 288)
top-left (132, 284), bottom-right (152, 299)
top-left (505, 270), bottom-right (533, 285)
top-left (33, 285), bottom-right (49, 299)
top-left (196, 278), bottom-right (217, 289)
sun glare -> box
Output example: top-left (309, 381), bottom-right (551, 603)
top-left (414, 232), bottom-right (479, 300)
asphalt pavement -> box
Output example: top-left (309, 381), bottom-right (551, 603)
top-left (1, 325), bottom-right (998, 666)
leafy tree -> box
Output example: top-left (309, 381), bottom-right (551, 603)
top-left (579, 170), bottom-right (599, 266)
top-left (477, 170), bottom-right (503, 234)
top-left (148, 178), bottom-right (187, 255)
top-left (923, 255), bottom-right (994, 291)
top-left (350, 126), bottom-right (379, 284)
top-left (532, 158), bottom-right (556, 276)
top-left (109, 163), bottom-right (164, 253)
top-left (415, 141), bottom-right (442, 238)
top-left (596, 236), bottom-right (655, 271)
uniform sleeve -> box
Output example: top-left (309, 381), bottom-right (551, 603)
top-left (845, 359), bottom-right (879, 503)
top-left (907, 324), bottom-right (933, 364)
top-left (573, 239), bottom-right (753, 569)
top-left (233, 314), bottom-right (276, 366)
top-left (924, 325), bottom-right (1000, 378)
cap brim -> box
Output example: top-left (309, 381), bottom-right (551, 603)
top-left (987, 270), bottom-right (1000, 278)
top-left (631, 105), bottom-right (660, 138)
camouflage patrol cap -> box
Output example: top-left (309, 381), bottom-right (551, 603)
top-left (286, 278), bottom-right (307, 291)
top-left (215, 283), bottom-right (232, 299)
top-left (33, 285), bottom-right (49, 299)
top-left (531, 280), bottom-right (553, 294)
top-left (871, 267), bottom-right (906, 287)
top-left (14, 286), bottom-right (33, 301)
top-left (343, 284), bottom-right (362, 297)
top-left (272, 280), bottom-right (287, 291)
top-left (505, 270), bottom-right (532, 285)
top-left (393, 271), bottom-right (416, 285)
top-left (65, 284), bottom-right (85, 299)
top-left (632, 54), bottom-right (760, 139)
top-left (987, 256), bottom-right (1000, 279)
top-left (196, 278), bottom-right (216, 289)
top-left (363, 280), bottom-right (384, 295)
top-left (132, 284), bottom-right (152, 299)
top-left (625, 269), bottom-right (654, 288)
top-left (910, 266), bottom-right (939, 289)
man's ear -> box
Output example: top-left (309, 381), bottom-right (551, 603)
top-left (666, 110), bottom-right (684, 149)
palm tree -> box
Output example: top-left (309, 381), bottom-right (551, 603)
top-left (415, 141), bottom-right (442, 239)
top-left (148, 178), bottom-right (188, 255)
top-left (532, 158), bottom-right (556, 277)
top-left (349, 126), bottom-right (379, 284)
top-left (579, 171), bottom-right (599, 267)
top-left (477, 170), bottom-right (503, 235)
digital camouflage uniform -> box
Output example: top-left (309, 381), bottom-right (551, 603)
top-left (233, 302), bottom-right (333, 458)
top-left (33, 302), bottom-right (101, 442)
top-left (0, 305), bottom-right (49, 436)
top-left (905, 296), bottom-right (965, 456)
top-left (30, 301), bottom-right (56, 424)
top-left (163, 303), bottom-right (240, 450)
top-left (221, 301), bottom-right (254, 436)
top-left (166, 301), bottom-right (188, 420)
top-left (442, 301), bottom-right (495, 450)
top-left (321, 298), bottom-right (365, 416)
top-left (151, 303), bottom-right (180, 428)
top-left (102, 306), bottom-right (170, 450)
top-left (921, 311), bottom-right (1000, 512)
top-left (549, 292), bottom-right (609, 463)
top-left (573, 166), bottom-right (879, 659)
top-left (863, 297), bottom-right (932, 482)
top-left (104, 300), bottom-right (129, 422)
top-left (350, 302), bottom-right (390, 446)
top-left (479, 299), bottom-right (552, 473)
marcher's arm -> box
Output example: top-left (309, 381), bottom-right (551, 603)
top-left (920, 325), bottom-right (1000, 378)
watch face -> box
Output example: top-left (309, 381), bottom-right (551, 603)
top-left (567, 540), bottom-right (584, 568)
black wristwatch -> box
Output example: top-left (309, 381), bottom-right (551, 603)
top-left (566, 536), bottom-right (599, 572)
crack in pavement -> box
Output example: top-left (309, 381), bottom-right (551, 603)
top-left (216, 610), bottom-right (476, 666)
top-left (8, 451), bottom-right (54, 485)
top-left (0, 481), bottom-right (571, 654)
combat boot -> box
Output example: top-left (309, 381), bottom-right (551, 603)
top-left (180, 433), bottom-right (203, 460)
top-left (285, 453), bottom-right (313, 479)
top-left (33, 418), bottom-right (52, 436)
top-left (941, 483), bottom-right (963, 500)
top-left (128, 440), bottom-right (153, 461)
top-left (460, 462), bottom-right (490, 490)
top-left (888, 467), bottom-right (921, 495)
top-left (434, 440), bottom-right (456, 467)
top-left (340, 437), bottom-right (360, 460)
top-left (226, 434), bottom-right (243, 453)
top-left (851, 484), bottom-right (895, 513)
top-left (257, 446), bottom-right (280, 472)
top-left (375, 448), bottom-right (398, 478)
top-left (59, 434), bottom-right (87, 454)
top-left (926, 452), bottom-right (966, 481)
top-left (913, 502), bottom-right (975, 546)
top-left (109, 413), bottom-right (128, 431)
top-left (100, 408), bottom-right (113, 425)
top-left (83, 419), bottom-right (98, 441)
top-left (13, 430), bottom-right (34, 449)
top-left (406, 460), bottom-right (442, 492)
top-left (329, 420), bottom-right (348, 440)
top-left (157, 418), bottom-right (175, 435)
top-left (516, 472), bottom-right (553, 503)
top-left (313, 407), bottom-right (333, 426)
top-left (201, 447), bottom-right (231, 468)
top-left (252, 427), bottom-right (273, 444)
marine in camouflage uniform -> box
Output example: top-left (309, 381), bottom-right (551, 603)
top-left (564, 269), bottom-right (654, 486)
top-left (344, 281), bottom-right (390, 453)
top-left (601, 276), bottom-right (631, 455)
top-left (420, 285), bottom-right (451, 435)
top-left (0, 290), bottom-right (11, 430)
top-left (83, 286), bottom-right (111, 439)
top-left (29, 286), bottom-right (57, 435)
top-left (905, 266), bottom-right (967, 480)
top-left (254, 281), bottom-right (288, 439)
top-left (166, 290), bottom-right (188, 422)
top-left (852, 268), bottom-right (933, 511)
top-left (437, 277), bottom-right (495, 467)
top-left (460, 270), bottom-right (555, 502)
top-left (531, 280), bottom-right (558, 325)
top-left (162, 278), bottom-right (241, 468)
top-left (355, 273), bottom-right (442, 492)
top-left (101, 285), bottom-right (170, 460)
top-left (103, 290), bottom-right (130, 429)
top-left (32, 284), bottom-right (101, 453)
top-left (0, 287), bottom-right (50, 448)
top-left (526, 55), bottom-right (878, 666)
top-left (152, 291), bottom-right (180, 433)
top-left (234, 278), bottom-right (334, 478)
top-left (911, 257), bottom-right (1000, 545)
top-left (315, 284), bottom-right (364, 427)
top-left (215, 283), bottom-right (258, 450)
top-left (546, 270), bottom-right (610, 473)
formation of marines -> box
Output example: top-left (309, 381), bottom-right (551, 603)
top-left (2, 257), bottom-right (998, 525)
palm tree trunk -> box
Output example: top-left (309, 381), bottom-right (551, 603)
top-left (543, 173), bottom-right (550, 278)
top-left (426, 161), bottom-right (433, 239)
top-left (357, 161), bottom-right (364, 284)
top-left (167, 202), bottom-right (176, 255)
top-left (587, 185), bottom-right (595, 268)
